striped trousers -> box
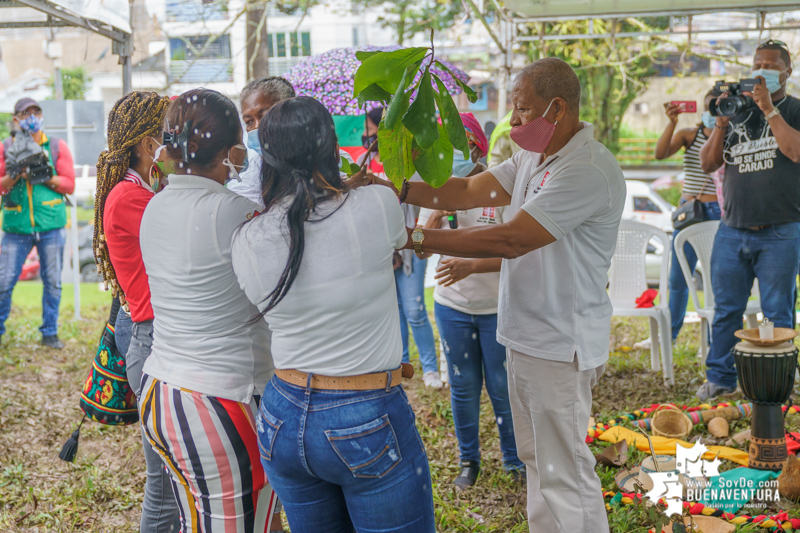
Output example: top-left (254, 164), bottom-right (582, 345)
top-left (140, 374), bottom-right (277, 533)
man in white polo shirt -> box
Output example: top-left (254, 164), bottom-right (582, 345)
top-left (369, 57), bottom-right (625, 532)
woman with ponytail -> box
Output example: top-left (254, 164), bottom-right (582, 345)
top-left (137, 89), bottom-right (277, 533)
top-left (232, 96), bottom-right (436, 532)
top-left (94, 91), bottom-right (180, 532)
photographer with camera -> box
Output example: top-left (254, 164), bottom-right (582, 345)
top-left (697, 40), bottom-right (800, 400)
top-left (0, 98), bottom-right (75, 349)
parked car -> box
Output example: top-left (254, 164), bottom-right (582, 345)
top-left (78, 224), bottom-right (102, 283)
top-left (622, 180), bottom-right (675, 235)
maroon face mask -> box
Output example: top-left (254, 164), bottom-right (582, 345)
top-left (509, 99), bottom-right (557, 153)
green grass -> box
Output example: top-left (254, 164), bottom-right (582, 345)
top-left (0, 283), bottom-right (793, 532)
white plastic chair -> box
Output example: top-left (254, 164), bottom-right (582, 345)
top-left (610, 221), bottom-right (674, 385)
top-left (674, 220), bottom-right (762, 361)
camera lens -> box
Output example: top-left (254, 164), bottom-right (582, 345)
top-left (719, 97), bottom-right (742, 116)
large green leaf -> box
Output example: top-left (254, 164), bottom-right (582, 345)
top-left (413, 124), bottom-right (453, 188)
top-left (384, 67), bottom-right (412, 130)
top-left (356, 83), bottom-right (392, 109)
top-left (353, 47), bottom-right (428, 96)
top-left (355, 50), bottom-right (381, 62)
top-left (432, 74), bottom-right (469, 160)
top-left (434, 60), bottom-right (478, 103)
top-left (402, 69), bottom-right (439, 150)
top-left (377, 121), bottom-right (415, 189)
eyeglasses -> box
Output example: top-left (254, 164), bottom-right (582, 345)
top-left (757, 39), bottom-right (789, 51)
top-left (16, 108), bottom-right (42, 119)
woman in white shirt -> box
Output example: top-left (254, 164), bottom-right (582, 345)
top-left (232, 96), bottom-right (436, 533)
top-left (418, 113), bottom-right (524, 490)
top-left (138, 89), bottom-right (277, 533)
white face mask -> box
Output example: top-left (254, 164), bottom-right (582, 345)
top-left (222, 144), bottom-right (248, 182)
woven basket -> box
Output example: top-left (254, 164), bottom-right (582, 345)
top-left (651, 404), bottom-right (692, 439)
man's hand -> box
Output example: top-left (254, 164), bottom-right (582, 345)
top-left (43, 176), bottom-right (60, 189)
top-left (747, 77), bottom-right (774, 116)
top-left (434, 258), bottom-right (475, 287)
top-left (344, 167), bottom-right (375, 190)
top-left (664, 103), bottom-right (681, 125)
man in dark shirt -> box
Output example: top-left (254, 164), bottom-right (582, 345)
top-left (698, 40), bottom-right (800, 400)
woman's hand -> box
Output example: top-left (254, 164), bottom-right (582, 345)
top-left (344, 167), bottom-right (373, 190)
top-left (434, 258), bottom-right (475, 287)
top-left (664, 103), bottom-right (681, 125)
top-left (427, 210), bottom-right (456, 228)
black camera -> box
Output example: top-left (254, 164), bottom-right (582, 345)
top-left (5, 131), bottom-right (54, 186)
top-left (709, 79), bottom-right (759, 117)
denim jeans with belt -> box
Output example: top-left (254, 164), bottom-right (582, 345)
top-left (258, 375), bottom-right (436, 533)
top-left (114, 312), bottom-right (180, 533)
top-left (434, 302), bottom-right (523, 471)
top-left (395, 255), bottom-right (438, 374)
top-left (0, 228), bottom-right (65, 337)
top-left (668, 200), bottom-right (722, 340)
top-left (706, 221), bottom-right (800, 388)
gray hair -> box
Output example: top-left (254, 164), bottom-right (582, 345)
top-left (240, 76), bottom-right (296, 105)
top-left (518, 58), bottom-right (581, 113)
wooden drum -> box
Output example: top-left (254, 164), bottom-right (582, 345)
top-left (733, 340), bottom-right (798, 471)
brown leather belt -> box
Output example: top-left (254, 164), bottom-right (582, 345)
top-left (748, 225), bottom-right (773, 231)
top-left (275, 363), bottom-right (414, 391)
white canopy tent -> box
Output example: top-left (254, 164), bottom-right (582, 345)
top-left (0, 0), bottom-right (133, 93)
top-left (469, 0), bottom-right (800, 119)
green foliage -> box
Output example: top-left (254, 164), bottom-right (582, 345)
top-left (350, 0), bottom-right (463, 46)
top-left (522, 18), bottom-right (668, 154)
top-left (657, 184), bottom-right (682, 207)
top-left (339, 156), bottom-right (360, 177)
top-left (353, 41), bottom-right (477, 188)
top-left (48, 67), bottom-right (91, 100)
top-left (0, 112), bottom-right (11, 140)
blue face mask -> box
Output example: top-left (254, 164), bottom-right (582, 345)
top-left (246, 129), bottom-right (261, 154)
top-left (452, 149), bottom-right (477, 178)
top-left (701, 111), bottom-right (716, 129)
top-left (751, 68), bottom-right (784, 94)
top-left (19, 115), bottom-right (43, 134)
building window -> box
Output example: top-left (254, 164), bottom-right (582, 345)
top-left (633, 102), bottom-right (650, 115)
top-left (267, 31), bottom-right (311, 75)
top-left (168, 34), bottom-right (233, 83)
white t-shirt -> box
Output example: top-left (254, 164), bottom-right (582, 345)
top-left (418, 206), bottom-right (505, 315)
top-left (231, 185), bottom-right (408, 375)
top-left (140, 175), bottom-right (274, 403)
top-left (488, 123), bottom-right (626, 370)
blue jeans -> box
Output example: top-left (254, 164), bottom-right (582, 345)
top-left (668, 200), bottom-right (722, 341)
top-left (0, 228), bottom-right (65, 337)
top-left (113, 312), bottom-right (180, 533)
top-left (434, 303), bottom-right (523, 471)
top-left (706, 221), bottom-right (800, 388)
top-left (258, 375), bottom-right (436, 533)
top-left (395, 255), bottom-right (437, 373)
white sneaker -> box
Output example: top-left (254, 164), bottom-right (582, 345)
top-left (423, 371), bottom-right (444, 389)
top-left (633, 338), bottom-right (652, 350)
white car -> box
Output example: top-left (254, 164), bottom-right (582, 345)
top-left (622, 180), bottom-right (675, 235)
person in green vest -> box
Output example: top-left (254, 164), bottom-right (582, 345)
top-left (0, 98), bottom-right (75, 348)
top-left (487, 111), bottom-right (521, 168)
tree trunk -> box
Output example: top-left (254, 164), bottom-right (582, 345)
top-left (246, 5), bottom-right (269, 81)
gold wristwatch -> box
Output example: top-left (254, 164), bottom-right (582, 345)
top-left (411, 227), bottom-right (425, 253)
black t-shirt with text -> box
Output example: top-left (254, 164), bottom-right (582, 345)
top-left (722, 95), bottom-right (800, 228)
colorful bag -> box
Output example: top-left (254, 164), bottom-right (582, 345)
top-left (79, 297), bottom-right (138, 425)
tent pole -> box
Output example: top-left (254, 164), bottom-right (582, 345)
top-left (120, 0), bottom-right (133, 95)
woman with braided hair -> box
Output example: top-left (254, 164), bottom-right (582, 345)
top-left (95, 91), bottom-right (180, 532)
